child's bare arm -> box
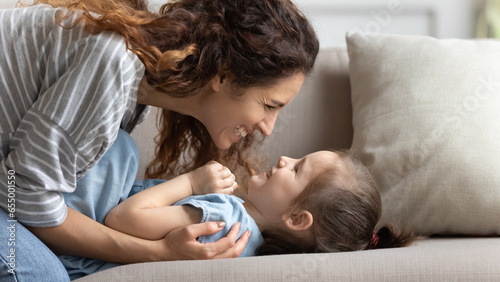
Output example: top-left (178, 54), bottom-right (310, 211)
top-left (105, 204), bottom-right (203, 240)
top-left (105, 161), bottom-right (238, 240)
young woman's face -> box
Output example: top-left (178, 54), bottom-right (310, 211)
top-left (247, 151), bottom-right (338, 224)
top-left (199, 73), bottom-right (305, 149)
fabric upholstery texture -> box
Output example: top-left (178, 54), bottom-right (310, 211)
top-left (347, 31), bottom-right (500, 235)
top-left (74, 238), bottom-right (500, 282)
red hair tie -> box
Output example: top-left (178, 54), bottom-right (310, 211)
top-left (368, 233), bottom-right (379, 249)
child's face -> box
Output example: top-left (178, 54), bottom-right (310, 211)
top-left (247, 150), bottom-right (338, 224)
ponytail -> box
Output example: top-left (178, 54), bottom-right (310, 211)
top-left (367, 226), bottom-right (416, 250)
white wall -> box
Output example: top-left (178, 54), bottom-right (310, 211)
top-left (0, 0), bottom-right (19, 9)
top-left (295, 0), bottom-right (477, 47)
top-left (2, 0), bottom-right (479, 48)
top-left (148, 0), bottom-right (479, 48)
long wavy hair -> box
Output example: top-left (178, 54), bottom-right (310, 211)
top-left (31, 0), bottom-right (319, 183)
top-left (257, 151), bottom-right (416, 255)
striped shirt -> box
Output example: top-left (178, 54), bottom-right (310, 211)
top-left (0, 5), bottom-right (147, 227)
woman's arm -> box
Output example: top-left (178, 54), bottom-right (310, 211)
top-left (105, 161), bottom-right (238, 239)
top-left (28, 207), bottom-right (250, 263)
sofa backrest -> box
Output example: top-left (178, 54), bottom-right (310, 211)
top-left (131, 47), bottom-right (353, 177)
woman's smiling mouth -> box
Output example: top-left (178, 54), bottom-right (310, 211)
top-left (234, 126), bottom-right (248, 138)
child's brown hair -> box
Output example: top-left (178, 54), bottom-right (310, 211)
top-left (257, 150), bottom-right (415, 255)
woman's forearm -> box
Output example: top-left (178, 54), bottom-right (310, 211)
top-left (28, 207), bottom-right (164, 264)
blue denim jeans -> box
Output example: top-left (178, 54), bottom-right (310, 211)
top-left (0, 209), bottom-right (70, 282)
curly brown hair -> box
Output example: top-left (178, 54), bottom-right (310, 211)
top-left (30, 0), bottom-right (319, 184)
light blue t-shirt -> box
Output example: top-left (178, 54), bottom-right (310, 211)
top-left (174, 194), bottom-right (264, 257)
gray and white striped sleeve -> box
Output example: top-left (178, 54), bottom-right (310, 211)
top-left (0, 6), bottom-right (145, 227)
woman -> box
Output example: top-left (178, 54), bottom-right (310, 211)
top-left (0, 0), bottom-right (319, 280)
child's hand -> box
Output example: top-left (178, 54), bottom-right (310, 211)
top-left (188, 161), bottom-right (238, 195)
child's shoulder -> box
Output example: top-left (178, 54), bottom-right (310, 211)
top-left (182, 193), bottom-right (243, 204)
top-left (175, 193), bottom-right (244, 212)
top-left (175, 194), bottom-right (250, 229)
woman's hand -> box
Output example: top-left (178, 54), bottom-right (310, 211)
top-left (157, 221), bottom-right (250, 260)
top-left (187, 161), bottom-right (238, 195)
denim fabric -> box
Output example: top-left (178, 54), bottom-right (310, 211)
top-left (128, 179), bottom-right (167, 198)
top-left (175, 194), bottom-right (264, 257)
top-left (59, 129), bottom-right (140, 280)
top-left (0, 209), bottom-right (70, 282)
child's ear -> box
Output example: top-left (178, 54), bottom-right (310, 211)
top-left (210, 73), bottom-right (227, 92)
top-left (282, 210), bottom-right (313, 232)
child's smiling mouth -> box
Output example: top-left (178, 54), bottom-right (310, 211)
top-left (266, 169), bottom-right (273, 179)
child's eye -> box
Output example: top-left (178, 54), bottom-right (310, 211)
top-left (294, 165), bottom-right (299, 172)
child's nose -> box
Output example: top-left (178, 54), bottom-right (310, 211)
top-left (277, 156), bottom-right (295, 169)
top-left (277, 158), bottom-right (286, 168)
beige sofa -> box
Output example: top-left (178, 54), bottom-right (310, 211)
top-left (74, 46), bottom-right (500, 281)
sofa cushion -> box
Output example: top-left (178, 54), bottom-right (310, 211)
top-left (73, 238), bottom-right (500, 282)
top-left (347, 31), bottom-right (500, 235)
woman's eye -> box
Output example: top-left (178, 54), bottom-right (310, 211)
top-left (265, 104), bottom-right (276, 110)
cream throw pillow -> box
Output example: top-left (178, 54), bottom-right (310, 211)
top-left (347, 31), bottom-right (500, 235)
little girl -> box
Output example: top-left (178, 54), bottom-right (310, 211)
top-left (105, 146), bottom-right (414, 256)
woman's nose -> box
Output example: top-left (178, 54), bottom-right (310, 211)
top-left (258, 112), bottom-right (278, 137)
